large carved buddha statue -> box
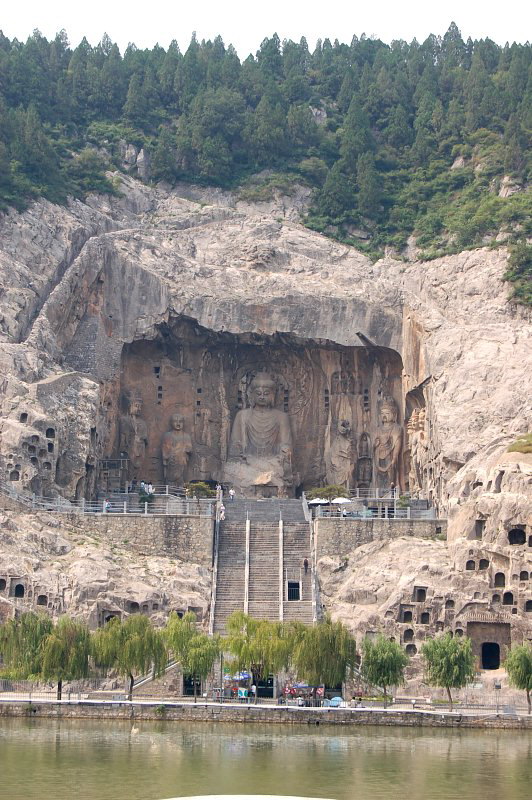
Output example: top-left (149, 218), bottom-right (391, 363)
top-left (161, 413), bottom-right (192, 486)
top-left (373, 396), bottom-right (402, 490)
top-left (224, 373), bottom-right (293, 496)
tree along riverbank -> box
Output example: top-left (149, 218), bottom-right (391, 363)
top-left (1, 699), bottom-right (530, 729)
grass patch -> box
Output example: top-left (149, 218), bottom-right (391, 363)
top-left (507, 434), bottom-right (532, 454)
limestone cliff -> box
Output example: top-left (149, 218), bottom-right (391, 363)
top-left (0, 176), bottom-right (530, 662)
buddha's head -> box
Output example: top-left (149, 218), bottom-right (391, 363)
top-left (249, 373), bottom-right (276, 408)
top-left (379, 397), bottom-right (398, 424)
top-left (170, 413), bottom-right (184, 431)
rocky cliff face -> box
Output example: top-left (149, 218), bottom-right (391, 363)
top-left (0, 175), bottom-right (530, 656)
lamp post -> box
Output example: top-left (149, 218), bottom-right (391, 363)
top-left (494, 680), bottom-right (501, 714)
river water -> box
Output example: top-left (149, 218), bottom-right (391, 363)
top-left (0, 718), bottom-right (530, 800)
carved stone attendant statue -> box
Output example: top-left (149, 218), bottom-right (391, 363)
top-left (373, 396), bottom-right (402, 490)
top-left (161, 414), bottom-right (192, 485)
top-left (224, 373), bottom-right (293, 496)
top-left (326, 419), bottom-right (355, 488)
top-left (119, 391), bottom-right (148, 478)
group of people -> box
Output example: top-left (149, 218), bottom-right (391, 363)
top-left (217, 486), bottom-right (236, 521)
top-left (127, 479), bottom-right (154, 495)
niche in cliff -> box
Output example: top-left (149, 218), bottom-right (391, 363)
top-left (97, 316), bottom-right (408, 496)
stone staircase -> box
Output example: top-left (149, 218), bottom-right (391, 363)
top-left (248, 524), bottom-right (280, 619)
top-left (213, 498), bottom-right (314, 634)
top-left (283, 523), bottom-right (314, 624)
top-left (212, 522), bottom-right (246, 634)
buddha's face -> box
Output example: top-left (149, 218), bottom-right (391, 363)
top-left (130, 399), bottom-right (142, 416)
top-left (380, 405), bottom-right (396, 424)
top-left (250, 380), bottom-right (275, 408)
top-left (170, 414), bottom-right (184, 431)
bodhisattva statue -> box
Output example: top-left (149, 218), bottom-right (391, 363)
top-left (223, 373), bottom-right (293, 496)
top-left (408, 408), bottom-right (426, 495)
top-left (326, 419), bottom-right (355, 489)
top-left (373, 396), bottom-right (402, 490)
top-left (161, 413), bottom-right (192, 486)
top-left (119, 392), bottom-right (148, 479)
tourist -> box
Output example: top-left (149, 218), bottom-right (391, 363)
top-left (140, 480), bottom-right (145, 493)
top-left (220, 504), bottom-right (226, 521)
top-left (147, 482), bottom-right (154, 495)
top-left (303, 557), bottom-right (309, 574)
top-left (229, 488), bottom-right (235, 501)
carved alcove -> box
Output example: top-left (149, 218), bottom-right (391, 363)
top-left (103, 317), bottom-right (406, 495)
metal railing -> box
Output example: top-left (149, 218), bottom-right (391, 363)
top-left (314, 506), bottom-right (436, 520)
top-left (0, 480), bottom-right (213, 517)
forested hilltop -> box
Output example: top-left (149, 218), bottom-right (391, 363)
top-left (0, 24), bottom-right (530, 286)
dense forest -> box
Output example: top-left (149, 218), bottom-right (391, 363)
top-left (0, 24), bottom-right (530, 296)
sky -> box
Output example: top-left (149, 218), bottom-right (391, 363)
top-left (1, 0), bottom-right (530, 55)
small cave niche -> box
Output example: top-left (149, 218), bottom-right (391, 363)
top-left (402, 610), bottom-right (413, 622)
top-left (492, 593), bottom-right (501, 603)
top-left (0, 578), bottom-right (6, 591)
top-left (14, 584), bottom-right (25, 598)
top-left (152, 603), bottom-right (159, 611)
top-left (128, 601), bottom-right (140, 613)
top-left (494, 573), bottom-right (505, 588)
top-left (474, 520), bottom-right (485, 539)
top-left (36, 594), bottom-right (47, 606)
top-left (466, 560), bottom-right (475, 571)
top-left (405, 644), bottom-right (417, 656)
top-left (420, 612), bottom-right (430, 624)
top-left (508, 528), bottom-right (526, 546)
top-left (414, 587), bottom-right (426, 602)
top-left (43, 462), bottom-right (52, 470)
top-left (30, 457), bottom-right (38, 466)
top-left (455, 628), bottom-right (464, 637)
top-left (30, 435), bottom-right (39, 444)
top-left (142, 604), bottom-right (149, 613)
top-left (502, 592), bottom-right (514, 606)
top-left (520, 571), bottom-right (529, 581)
top-left (403, 629), bottom-right (414, 643)
top-left (47, 442), bottom-right (54, 453)
top-left (479, 559), bottom-right (489, 570)
top-left (9, 470), bottom-right (20, 481)
top-left (19, 412), bottom-right (28, 423)
top-left (38, 448), bottom-right (46, 458)
top-left (474, 592), bottom-right (481, 600)
top-left (445, 599), bottom-right (455, 609)
top-left (45, 428), bottom-right (55, 439)
top-left (28, 445), bottom-right (36, 454)
top-left (525, 600), bottom-right (532, 612)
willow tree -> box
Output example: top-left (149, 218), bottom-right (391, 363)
top-left (505, 643), bottom-right (532, 715)
top-left (291, 615), bottom-right (357, 694)
top-left (226, 611), bottom-right (293, 702)
top-left (92, 615), bottom-right (167, 701)
top-left (0, 612), bottom-right (53, 678)
top-left (182, 632), bottom-right (221, 702)
top-left (165, 611), bottom-right (198, 661)
top-left (40, 616), bottom-right (91, 700)
top-left (421, 633), bottom-right (475, 711)
top-left (361, 634), bottom-right (408, 707)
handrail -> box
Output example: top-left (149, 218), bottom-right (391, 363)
top-left (208, 495), bottom-right (222, 636)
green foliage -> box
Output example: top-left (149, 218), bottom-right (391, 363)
top-left (507, 433), bottom-right (532, 454)
top-left (0, 26), bottom-right (530, 263)
top-left (291, 615), bottom-right (357, 688)
top-left (226, 611), bottom-right (293, 687)
top-left (306, 485), bottom-right (347, 502)
top-left (92, 615), bottom-right (167, 700)
top-left (504, 643), bottom-right (532, 714)
top-left (361, 634), bottom-right (408, 705)
top-left (0, 612), bottom-right (53, 679)
top-left (504, 242), bottom-right (532, 306)
top-left (421, 632), bottom-right (475, 710)
top-left (40, 616), bottom-right (91, 699)
top-left (185, 481), bottom-right (216, 498)
top-left (165, 611), bottom-right (220, 700)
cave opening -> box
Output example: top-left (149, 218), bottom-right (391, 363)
top-left (481, 642), bottom-right (500, 670)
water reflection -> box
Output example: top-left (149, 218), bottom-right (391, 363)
top-left (0, 719), bottom-right (530, 800)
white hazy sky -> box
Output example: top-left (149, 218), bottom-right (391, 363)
top-left (2, 1), bottom-right (530, 55)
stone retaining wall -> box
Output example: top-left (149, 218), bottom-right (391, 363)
top-left (65, 513), bottom-right (214, 567)
top-left (315, 518), bottom-right (447, 559)
top-left (0, 701), bottom-right (529, 729)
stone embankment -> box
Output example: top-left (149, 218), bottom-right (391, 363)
top-left (0, 701), bottom-right (530, 729)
